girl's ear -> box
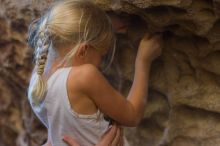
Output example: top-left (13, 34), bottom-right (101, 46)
top-left (76, 43), bottom-right (89, 58)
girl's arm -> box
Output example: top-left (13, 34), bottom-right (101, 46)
top-left (75, 34), bottom-right (162, 126)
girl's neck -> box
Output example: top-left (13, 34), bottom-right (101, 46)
top-left (44, 47), bottom-right (70, 75)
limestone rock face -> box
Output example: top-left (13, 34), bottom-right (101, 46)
top-left (0, 0), bottom-right (220, 146)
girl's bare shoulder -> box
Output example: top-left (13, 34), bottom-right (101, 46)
top-left (68, 64), bottom-right (102, 90)
top-left (69, 64), bottom-right (100, 79)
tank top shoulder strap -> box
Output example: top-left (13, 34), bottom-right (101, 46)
top-left (46, 67), bottom-right (72, 101)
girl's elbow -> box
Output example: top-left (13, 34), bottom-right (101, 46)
top-left (124, 103), bottom-right (143, 126)
top-left (130, 108), bottom-right (143, 126)
top-left (126, 115), bottom-right (142, 127)
top-left (132, 117), bottom-right (142, 126)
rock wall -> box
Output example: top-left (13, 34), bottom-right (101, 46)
top-left (0, 0), bottom-right (220, 146)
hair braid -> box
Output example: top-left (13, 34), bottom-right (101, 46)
top-left (36, 30), bottom-right (50, 75)
top-left (28, 28), bottom-right (51, 106)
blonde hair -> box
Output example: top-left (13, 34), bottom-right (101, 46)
top-left (28, 0), bottom-right (116, 106)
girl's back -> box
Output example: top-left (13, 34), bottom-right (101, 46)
top-left (30, 65), bottom-right (110, 146)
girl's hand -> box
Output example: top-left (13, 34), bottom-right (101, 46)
top-left (136, 33), bottom-right (162, 65)
top-left (63, 124), bottom-right (124, 146)
top-left (97, 124), bottom-right (124, 146)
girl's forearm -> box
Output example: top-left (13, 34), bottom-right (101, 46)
top-left (127, 61), bottom-right (151, 125)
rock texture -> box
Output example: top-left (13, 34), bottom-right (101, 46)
top-left (0, 0), bottom-right (220, 146)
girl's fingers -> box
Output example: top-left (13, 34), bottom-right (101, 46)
top-left (119, 126), bottom-right (124, 146)
top-left (62, 135), bottom-right (80, 146)
top-left (97, 124), bottom-right (117, 146)
top-left (111, 125), bottom-right (121, 146)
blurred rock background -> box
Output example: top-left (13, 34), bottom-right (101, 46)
top-left (0, 0), bottom-right (220, 146)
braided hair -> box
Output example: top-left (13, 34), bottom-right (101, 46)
top-left (28, 16), bottom-right (51, 106)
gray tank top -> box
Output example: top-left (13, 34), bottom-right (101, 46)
top-left (29, 67), bottom-right (111, 146)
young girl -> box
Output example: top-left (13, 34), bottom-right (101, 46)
top-left (27, 0), bottom-right (162, 146)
